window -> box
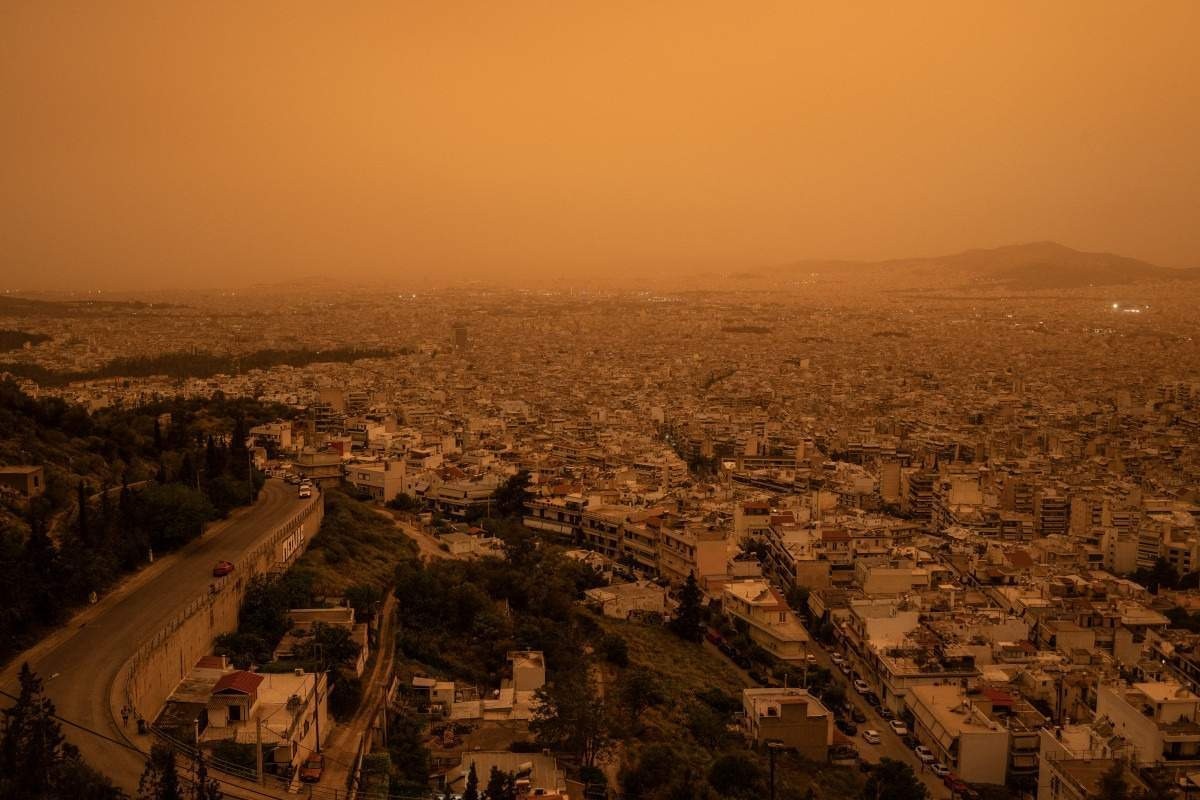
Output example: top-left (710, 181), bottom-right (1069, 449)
top-left (229, 704), bottom-right (242, 722)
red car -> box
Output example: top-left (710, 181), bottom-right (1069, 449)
top-left (299, 753), bottom-right (324, 783)
top-left (212, 560), bottom-right (235, 577)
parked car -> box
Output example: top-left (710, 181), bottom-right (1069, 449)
top-left (853, 679), bottom-right (871, 694)
top-left (861, 729), bottom-right (881, 745)
top-left (299, 754), bottom-right (324, 782)
top-left (805, 653), bottom-right (817, 665)
top-left (864, 693), bottom-right (881, 708)
top-left (747, 670), bottom-right (767, 685)
top-left (705, 629), bottom-right (724, 646)
top-left (839, 662), bottom-right (852, 675)
top-left (212, 560), bottom-right (235, 577)
top-left (830, 653), bottom-right (844, 665)
top-left (878, 707), bottom-right (895, 721)
top-left (930, 763), bottom-right (950, 778)
top-left (850, 707), bottom-right (867, 723)
top-left (914, 745), bottom-right (936, 764)
top-left (889, 719), bottom-right (908, 736)
top-left (836, 718), bottom-right (858, 736)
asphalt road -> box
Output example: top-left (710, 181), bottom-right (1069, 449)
top-left (807, 640), bottom-right (951, 800)
top-left (0, 479), bottom-right (305, 794)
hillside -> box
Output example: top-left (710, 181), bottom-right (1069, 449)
top-left (778, 241), bottom-right (1198, 290)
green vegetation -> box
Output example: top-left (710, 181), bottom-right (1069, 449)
top-left (0, 664), bottom-right (124, 799)
top-left (0, 346), bottom-right (396, 387)
top-left (0, 381), bottom-right (278, 664)
top-left (0, 329), bottom-right (50, 353)
top-left (292, 489), bottom-right (420, 593)
top-left (864, 759), bottom-right (928, 800)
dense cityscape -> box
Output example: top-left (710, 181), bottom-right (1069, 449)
top-left (3, 3), bottom-right (1199, 800)
top-left (2, 249), bottom-right (1200, 800)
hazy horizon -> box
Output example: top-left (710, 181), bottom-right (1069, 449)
top-left (3, 1), bottom-right (1199, 290)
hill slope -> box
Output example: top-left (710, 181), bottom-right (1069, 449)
top-left (780, 241), bottom-right (1198, 290)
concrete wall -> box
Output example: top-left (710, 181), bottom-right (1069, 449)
top-left (120, 492), bottom-right (324, 725)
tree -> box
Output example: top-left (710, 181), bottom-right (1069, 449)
top-left (137, 744), bottom-right (183, 800)
top-left (77, 480), bottom-right (91, 546)
top-left (193, 750), bottom-right (222, 800)
top-left (1097, 761), bottom-right (1129, 800)
top-left (620, 744), bottom-right (683, 800)
top-left (0, 663), bottom-right (121, 799)
top-left (484, 766), bottom-right (517, 800)
top-left (492, 471), bottom-right (531, 519)
top-left (618, 667), bottom-right (665, 723)
top-left (463, 763), bottom-right (480, 800)
top-left (1, 662), bottom-right (67, 797)
top-left (863, 758), bottom-right (929, 800)
top-left (669, 572), bottom-right (704, 642)
top-left (599, 633), bottom-right (629, 667)
top-left (530, 668), bottom-right (612, 768)
top-left (707, 753), bottom-right (764, 799)
top-left (345, 584), bottom-right (382, 623)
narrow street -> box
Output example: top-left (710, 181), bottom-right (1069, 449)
top-left (318, 592), bottom-right (400, 794)
top-left (804, 636), bottom-right (951, 800)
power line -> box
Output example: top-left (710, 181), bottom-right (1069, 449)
top-left (0, 687), bottom-right (432, 800)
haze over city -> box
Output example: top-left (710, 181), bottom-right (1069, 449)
top-left (3, 1), bottom-right (1200, 290)
top-left (4, 5), bottom-right (1200, 800)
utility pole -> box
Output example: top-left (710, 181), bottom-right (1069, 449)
top-left (767, 741), bottom-right (783, 800)
top-left (256, 713), bottom-right (264, 785)
top-left (380, 687), bottom-right (390, 748)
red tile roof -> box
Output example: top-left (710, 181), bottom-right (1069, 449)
top-left (213, 671), bottom-right (264, 695)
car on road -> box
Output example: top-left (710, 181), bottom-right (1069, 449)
top-left (835, 718), bottom-right (858, 736)
top-left (930, 763), bottom-right (950, 778)
top-left (853, 679), bottom-right (871, 694)
top-left (212, 560), bottom-right (235, 577)
top-left (299, 753), bottom-right (324, 782)
top-left (878, 707), bottom-right (895, 721)
top-left (864, 693), bottom-right (881, 708)
top-left (889, 719), bottom-right (908, 736)
top-left (914, 745), bottom-right (936, 764)
top-left (705, 629), bottom-right (724, 646)
top-left (850, 707), bottom-right (867, 723)
top-left (944, 775), bottom-right (978, 798)
top-left (830, 653), bottom-right (844, 666)
top-left (805, 653), bottom-right (817, 665)
top-left (298, 484), bottom-right (312, 498)
top-left (839, 662), bottom-right (852, 675)
top-left (861, 729), bottom-right (881, 745)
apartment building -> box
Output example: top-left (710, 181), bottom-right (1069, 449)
top-left (741, 687), bottom-right (832, 760)
top-left (722, 579), bottom-right (810, 663)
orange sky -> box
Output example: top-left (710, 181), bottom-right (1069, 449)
top-left (2, 1), bottom-right (1198, 289)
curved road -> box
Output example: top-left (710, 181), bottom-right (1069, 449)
top-left (1, 479), bottom-right (305, 794)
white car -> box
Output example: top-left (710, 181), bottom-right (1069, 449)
top-left (298, 485), bottom-right (312, 498)
top-left (830, 653), bottom-right (845, 665)
top-left (889, 719), bottom-right (908, 736)
top-left (930, 763), bottom-right (950, 778)
top-left (853, 679), bottom-right (871, 694)
top-left (862, 729), bottom-right (881, 745)
top-left (914, 745), bottom-right (936, 764)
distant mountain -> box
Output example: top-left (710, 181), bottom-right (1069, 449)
top-left (779, 241), bottom-right (1199, 290)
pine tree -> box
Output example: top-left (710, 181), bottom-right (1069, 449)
top-left (463, 763), bottom-right (480, 800)
top-left (0, 664), bottom-right (71, 797)
top-left (77, 480), bottom-right (91, 547)
top-left (156, 461), bottom-right (168, 484)
top-left (193, 750), bottom-right (222, 800)
top-left (137, 744), bottom-right (183, 800)
top-left (669, 571), bottom-right (704, 642)
top-left (153, 417), bottom-right (163, 452)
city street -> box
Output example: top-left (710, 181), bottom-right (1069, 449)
top-left (0, 480), bottom-right (306, 795)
